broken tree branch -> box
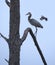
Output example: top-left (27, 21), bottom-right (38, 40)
top-left (5, 59), bottom-right (9, 63)
top-left (29, 28), bottom-right (47, 65)
top-left (5, 0), bottom-right (10, 7)
top-left (21, 28), bottom-right (30, 43)
top-left (21, 27), bottom-right (47, 65)
top-left (0, 33), bottom-right (9, 43)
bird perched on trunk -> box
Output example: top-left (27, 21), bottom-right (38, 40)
top-left (40, 16), bottom-right (48, 21)
top-left (26, 12), bottom-right (43, 34)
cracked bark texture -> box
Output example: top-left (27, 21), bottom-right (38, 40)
top-left (0, 0), bottom-right (47, 65)
top-left (9, 0), bottom-right (21, 65)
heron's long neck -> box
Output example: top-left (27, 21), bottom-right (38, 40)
top-left (28, 14), bottom-right (31, 21)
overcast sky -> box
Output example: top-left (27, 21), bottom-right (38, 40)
top-left (0, 0), bottom-right (55, 65)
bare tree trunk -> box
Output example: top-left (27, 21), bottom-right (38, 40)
top-left (9, 40), bottom-right (21, 65)
top-left (9, 0), bottom-right (20, 39)
top-left (9, 0), bottom-right (21, 65)
top-left (0, 0), bottom-right (47, 65)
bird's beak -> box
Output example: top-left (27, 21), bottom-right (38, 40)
top-left (26, 14), bottom-right (27, 15)
top-left (26, 13), bottom-right (28, 15)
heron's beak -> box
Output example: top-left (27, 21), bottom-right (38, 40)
top-left (26, 13), bottom-right (28, 15)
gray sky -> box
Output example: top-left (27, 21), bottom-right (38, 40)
top-left (0, 0), bottom-right (55, 65)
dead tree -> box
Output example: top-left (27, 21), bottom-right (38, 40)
top-left (0, 0), bottom-right (47, 65)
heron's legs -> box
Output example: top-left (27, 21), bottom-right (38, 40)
top-left (34, 27), bottom-right (38, 36)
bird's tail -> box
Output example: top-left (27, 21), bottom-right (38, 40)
top-left (41, 25), bottom-right (43, 28)
top-left (39, 24), bottom-right (43, 28)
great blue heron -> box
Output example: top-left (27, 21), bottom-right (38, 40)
top-left (40, 16), bottom-right (48, 21)
top-left (26, 12), bottom-right (43, 34)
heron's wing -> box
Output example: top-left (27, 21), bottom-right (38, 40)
top-left (30, 19), bottom-right (43, 28)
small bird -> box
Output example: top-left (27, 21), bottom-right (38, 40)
top-left (26, 12), bottom-right (43, 34)
top-left (40, 16), bottom-right (48, 21)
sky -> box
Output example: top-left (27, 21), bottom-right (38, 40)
top-left (0, 0), bottom-right (55, 65)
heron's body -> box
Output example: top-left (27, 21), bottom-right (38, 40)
top-left (29, 18), bottom-right (43, 28)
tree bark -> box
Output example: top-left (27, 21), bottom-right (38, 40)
top-left (9, 39), bottom-right (21, 65)
top-left (9, 0), bottom-right (21, 65)
top-left (9, 0), bottom-right (20, 39)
